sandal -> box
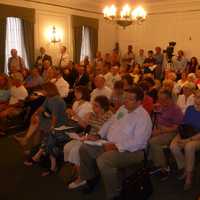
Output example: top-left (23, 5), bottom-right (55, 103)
top-left (24, 158), bottom-right (39, 167)
top-left (0, 131), bottom-right (6, 136)
top-left (41, 169), bottom-right (57, 177)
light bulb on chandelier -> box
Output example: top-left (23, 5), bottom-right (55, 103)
top-left (103, 4), bottom-right (147, 29)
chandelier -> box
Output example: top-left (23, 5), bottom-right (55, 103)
top-left (103, 4), bottom-right (147, 29)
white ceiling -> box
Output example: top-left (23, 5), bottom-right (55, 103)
top-left (34, 0), bottom-right (200, 13)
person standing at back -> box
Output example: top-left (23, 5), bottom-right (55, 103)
top-left (8, 49), bottom-right (26, 74)
top-left (55, 46), bottom-right (70, 69)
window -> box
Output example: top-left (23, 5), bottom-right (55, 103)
top-left (80, 26), bottom-right (92, 62)
top-left (5, 17), bottom-right (28, 73)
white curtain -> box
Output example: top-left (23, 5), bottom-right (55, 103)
top-left (80, 26), bottom-right (92, 63)
top-left (5, 17), bottom-right (28, 73)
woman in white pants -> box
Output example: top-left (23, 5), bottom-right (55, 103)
top-left (170, 90), bottom-right (200, 190)
top-left (64, 95), bottom-right (112, 189)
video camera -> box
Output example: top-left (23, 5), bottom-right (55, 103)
top-left (163, 41), bottom-right (176, 63)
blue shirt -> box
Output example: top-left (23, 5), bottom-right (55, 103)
top-left (26, 75), bottom-right (44, 88)
top-left (182, 106), bottom-right (200, 132)
top-left (42, 96), bottom-right (67, 127)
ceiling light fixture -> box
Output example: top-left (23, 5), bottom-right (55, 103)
top-left (103, 4), bottom-right (147, 29)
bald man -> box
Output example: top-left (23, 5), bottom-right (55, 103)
top-left (90, 75), bottom-right (112, 102)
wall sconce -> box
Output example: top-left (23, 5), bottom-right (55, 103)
top-left (50, 26), bottom-right (61, 43)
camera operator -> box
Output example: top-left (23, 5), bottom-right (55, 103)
top-left (172, 50), bottom-right (188, 80)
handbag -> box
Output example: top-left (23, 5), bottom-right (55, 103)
top-left (178, 124), bottom-right (199, 139)
top-left (121, 167), bottom-right (153, 200)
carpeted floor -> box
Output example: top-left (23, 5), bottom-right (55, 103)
top-left (0, 135), bottom-right (199, 200)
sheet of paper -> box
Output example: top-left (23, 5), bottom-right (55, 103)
top-left (84, 140), bottom-right (109, 146)
top-left (54, 125), bottom-right (75, 131)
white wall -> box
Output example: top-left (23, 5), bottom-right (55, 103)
top-left (0, 0), bottom-right (118, 63)
top-left (118, 0), bottom-right (200, 59)
top-left (2, 0), bottom-right (200, 62)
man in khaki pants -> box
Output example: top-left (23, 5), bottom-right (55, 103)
top-left (69, 87), bottom-right (152, 200)
top-left (149, 89), bottom-right (183, 180)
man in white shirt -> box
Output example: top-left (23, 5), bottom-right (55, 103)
top-left (90, 75), bottom-right (112, 102)
top-left (55, 46), bottom-right (70, 68)
top-left (71, 87), bottom-right (152, 200)
top-left (50, 68), bottom-right (69, 98)
top-left (104, 65), bottom-right (121, 89)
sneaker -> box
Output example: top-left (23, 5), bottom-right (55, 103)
top-left (159, 169), bottom-right (169, 181)
top-left (149, 166), bottom-right (161, 175)
top-left (82, 176), bottom-right (100, 193)
top-left (68, 180), bottom-right (87, 189)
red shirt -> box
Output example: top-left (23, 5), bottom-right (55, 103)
top-left (143, 95), bottom-right (154, 114)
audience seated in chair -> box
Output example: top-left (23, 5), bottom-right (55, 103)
top-left (110, 80), bottom-right (125, 113)
top-left (176, 82), bottom-right (195, 113)
top-left (104, 65), bottom-right (121, 89)
top-left (69, 87), bottom-right (152, 200)
top-left (90, 75), bottom-right (112, 102)
top-left (0, 76), bottom-right (28, 135)
top-left (14, 82), bottom-right (67, 150)
top-left (66, 86), bottom-right (92, 122)
top-left (64, 95), bottom-right (112, 188)
top-left (149, 89), bottom-right (183, 180)
top-left (170, 89), bottom-right (200, 190)
top-left (121, 74), bottom-right (134, 91)
top-left (50, 68), bottom-right (69, 98)
top-left (3, 43), bottom-right (200, 197)
top-left (24, 68), bottom-right (44, 91)
top-left (138, 81), bottom-right (154, 114)
top-left (0, 74), bottom-right (10, 111)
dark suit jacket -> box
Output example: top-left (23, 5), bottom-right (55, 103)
top-left (35, 54), bottom-right (52, 65)
top-left (63, 67), bottom-right (78, 88)
top-left (74, 73), bottom-right (89, 88)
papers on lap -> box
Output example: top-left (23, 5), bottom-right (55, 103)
top-left (84, 140), bottom-right (109, 146)
top-left (54, 125), bottom-right (75, 131)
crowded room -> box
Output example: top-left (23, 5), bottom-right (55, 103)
top-left (1, 1), bottom-right (200, 200)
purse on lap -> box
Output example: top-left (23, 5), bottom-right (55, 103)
top-left (178, 124), bottom-right (199, 139)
